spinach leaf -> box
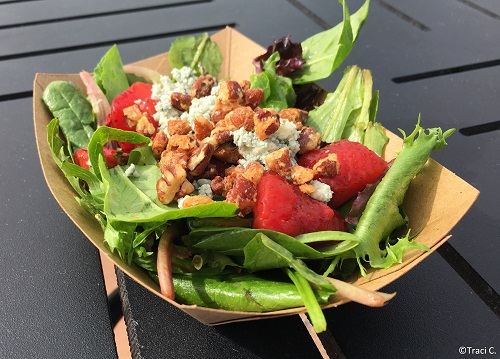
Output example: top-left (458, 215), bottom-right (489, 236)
top-left (292, 0), bottom-right (370, 84)
top-left (93, 44), bottom-right (130, 103)
top-left (169, 33), bottom-right (223, 77)
top-left (43, 81), bottom-right (95, 150)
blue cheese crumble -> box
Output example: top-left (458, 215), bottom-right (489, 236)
top-left (232, 119), bottom-right (300, 167)
top-left (309, 180), bottom-right (333, 203)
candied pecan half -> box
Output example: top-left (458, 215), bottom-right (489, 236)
top-left (254, 108), bottom-right (280, 140)
top-left (159, 150), bottom-right (189, 171)
top-left (167, 118), bottom-right (192, 136)
top-left (193, 116), bottom-right (214, 142)
top-left (156, 164), bottom-right (187, 205)
top-left (241, 161), bottom-right (264, 185)
top-left (244, 88), bottom-right (264, 109)
top-left (191, 74), bottom-right (216, 99)
top-left (166, 134), bottom-right (197, 155)
top-left (290, 165), bottom-right (315, 185)
top-left (225, 175), bottom-right (257, 216)
top-left (265, 148), bottom-right (293, 176)
top-left (175, 179), bottom-right (195, 199)
top-left (171, 92), bottom-right (192, 112)
top-left (187, 143), bottom-right (214, 176)
top-left (212, 142), bottom-right (241, 164)
top-left (212, 80), bottom-right (245, 122)
top-left (225, 106), bottom-right (255, 131)
top-left (152, 130), bottom-right (169, 159)
top-left (180, 195), bottom-right (215, 208)
top-left (298, 126), bottom-right (322, 154)
top-left (312, 153), bottom-right (339, 177)
top-left (278, 108), bottom-right (308, 130)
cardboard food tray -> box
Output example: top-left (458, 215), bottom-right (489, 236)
top-left (33, 27), bottom-right (479, 325)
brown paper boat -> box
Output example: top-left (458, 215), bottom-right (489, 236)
top-left (33, 27), bottom-right (479, 325)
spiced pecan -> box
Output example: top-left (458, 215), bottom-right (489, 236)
top-left (167, 118), bottom-right (192, 136)
top-left (212, 80), bottom-right (245, 121)
top-left (225, 106), bottom-right (255, 131)
top-left (152, 130), bottom-right (169, 159)
top-left (244, 88), bottom-right (264, 109)
top-left (180, 195), bottom-right (215, 208)
top-left (210, 176), bottom-right (225, 196)
top-left (212, 142), bottom-right (241, 164)
top-left (254, 108), bottom-right (280, 140)
top-left (187, 143), bottom-right (214, 176)
top-left (191, 74), bottom-right (216, 99)
top-left (290, 165), bottom-right (315, 185)
top-left (241, 161), bottom-right (264, 185)
top-left (225, 175), bottom-right (257, 216)
top-left (299, 183), bottom-right (316, 195)
top-left (156, 164), bottom-right (187, 205)
top-left (175, 179), bottom-right (195, 199)
top-left (193, 116), bottom-right (214, 142)
top-left (265, 148), bottom-right (293, 176)
top-left (166, 134), bottom-right (197, 154)
top-left (312, 153), bottom-right (339, 177)
top-left (159, 150), bottom-right (189, 171)
top-left (122, 104), bottom-right (143, 128)
top-left (171, 92), bottom-right (192, 112)
top-left (136, 116), bottom-right (156, 136)
top-left (278, 108), bottom-right (308, 130)
top-left (298, 126), bottom-right (322, 154)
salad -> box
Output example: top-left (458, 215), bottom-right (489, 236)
top-left (40, 0), bottom-right (454, 333)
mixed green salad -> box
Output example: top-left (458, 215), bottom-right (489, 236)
top-left (41, 0), bottom-right (454, 333)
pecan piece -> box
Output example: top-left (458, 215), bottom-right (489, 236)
top-left (171, 92), bottom-right (192, 112)
top-left (290, 165), bottom-right (315, 185)
top-left (254, 108), bottom-right (280, 140)
top-left (180, 195), bottom-right (215, 208)
top-left (152, 130), bottom-right (168, 159)
top-left (191, 74), bottom-right (216, 99)
top-left (212, 142), bottom-right (241, 164)
top-left (312, 153), bottom-right (339, 177)
top-left (279, 108), bottom-right (308, 130)
top-left (187, 143), bottom-right (214, 176)
top-left (156, 164), bottom-right (187, 205)
top-left (167, 118), bottom-right (192, 136)
top-left (225, 175), bottom-right (257, 216)
top-left (193, 116), bottom-right (214, 142)
top-left (225, 106), bottom-right (255, 131)
top-left (298, 126), bottom-right (322, 154)
top-left (265, 148), bottom-right (293, 176)
top-left (244, 88), bottom-right (264, 109)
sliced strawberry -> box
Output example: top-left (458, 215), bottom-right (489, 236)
top-left (298, 139), bottom-right (388, 208)
top-left (253, 171), bottom-right (346, 237)
top-left (74, 147), bottom-right (122, 169)
top-left (105, 82), bottom-right (158, 152)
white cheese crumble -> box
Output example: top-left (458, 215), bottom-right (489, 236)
top-left (309, 180), bottom-right (333, 203)
top-left (232, 119), bottom-right (300, 167)
top-left (124, 163), bottom-right (140, 178)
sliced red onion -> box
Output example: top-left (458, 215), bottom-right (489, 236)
top-left (157, 229), bottom-right (176, 300)
top-left (325, 277), bottom-right (396, 307)
top-left (79, 70), bottom-right (111, 127)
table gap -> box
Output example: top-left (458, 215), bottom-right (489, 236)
top-left (0, 0), bottom-right (212, 30)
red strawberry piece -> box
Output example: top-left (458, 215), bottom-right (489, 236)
top-left (74, 148), bottom-right (90, 170)
top-left (105, 82), bottom-right (158, 152)
top-left (253, 171), bottom-right (346, 237)
top-left (298, 139), bottom-right (387, 208)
